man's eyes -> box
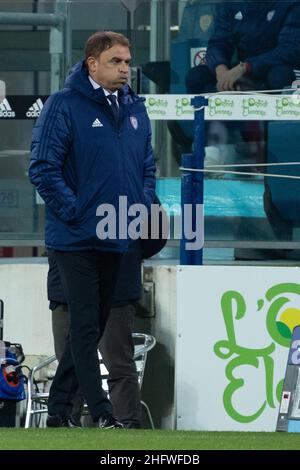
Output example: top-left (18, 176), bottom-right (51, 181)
top-left (110, 59), bottom-right (131, 65)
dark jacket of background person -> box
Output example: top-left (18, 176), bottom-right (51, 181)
top-left (48, 196), bottom-right (167, 428)
top-left (206, 1), bottom-right (300, 79)
top-left (29, 60), bottom-right (156, 253)
top-left (48, 242), bottom-right (142, 308)
top-left (48, 195), bottom-right (168, 307)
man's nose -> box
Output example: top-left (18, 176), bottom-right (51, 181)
top-left (120, 63), bottom-right (129, 74)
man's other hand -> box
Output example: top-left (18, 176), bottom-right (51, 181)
top-left (216, 63), bottom-right (246, 91)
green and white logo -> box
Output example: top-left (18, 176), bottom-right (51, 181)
top-left (276, 97), bottom-right (300, 117)
top-left (175, 97), bottom-right (194, 117)
top-left (242, 97), bottom-right (268, 117)
top-left (208, 97), bottom-right (234, 117)
top-left (214, 283), bottom-right (300, 423)
top-left (145, 97), bottom-right (168, 116)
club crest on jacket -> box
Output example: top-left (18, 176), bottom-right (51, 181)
top-left (130, 116), bottom-right (138, 130)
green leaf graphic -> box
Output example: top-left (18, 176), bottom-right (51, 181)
top-left (276, 321), bottom-right (291, 339)
top-left (257, 299), bottom-right (264, 311)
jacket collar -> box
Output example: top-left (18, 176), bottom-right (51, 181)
top-left (64, 60), bottom-right (144, 107)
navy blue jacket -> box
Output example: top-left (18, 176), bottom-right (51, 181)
top-left (29, 61), bottom-right (156, 252)
top-left (206, 1), bottom-right (300, 78)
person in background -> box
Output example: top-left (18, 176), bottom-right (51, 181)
top-left (29, 31), bottom-right (156, 429)
top-left (186, 0), bottom-right (300, 151)
top-left (186, 1), bottom-right (300, 172)
top-left (185, 2), bottom-right (300, 259)
top-left (48, 197), bottom-right (167, 428)
top-left (186, 1), bottom-right (300, 94)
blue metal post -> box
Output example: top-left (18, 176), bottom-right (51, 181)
top-left (180, 153), bottom-right (193, 265)
top-left (180, 95), bottom-right (208, 265)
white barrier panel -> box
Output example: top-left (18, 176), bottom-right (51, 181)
top-left (142, 94), bottom-right (300, 120)
top-left (176, 265), bottom-right (300, 431)
top-left (0, 262), bottom-right (53, 356)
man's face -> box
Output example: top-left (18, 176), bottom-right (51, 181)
top-left (87, 45), bottom-right (131, 92)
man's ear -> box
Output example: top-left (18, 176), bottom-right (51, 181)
top-left (86, 56), bottom-right (97, 73)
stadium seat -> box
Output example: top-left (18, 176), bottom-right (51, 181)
top-left (264, 121), bottom-right (300, 233)
top-left (24, 333), bottom-right (156, 429)
top-left (170, 1), bottom-right (217, 94)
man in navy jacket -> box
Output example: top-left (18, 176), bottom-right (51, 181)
top-left (29, 31), bottom-right (156, 429)
top-left (186, 1), bottom-right (300, 93)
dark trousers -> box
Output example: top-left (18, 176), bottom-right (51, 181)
top-left (47, 251), bottom-right (122, 422)
top-left (52, 304), bottom-right (142, 428)
top-left (100, 305), bottom-right (141, 428)
top-left (186, 64), bottom-right (296, 94)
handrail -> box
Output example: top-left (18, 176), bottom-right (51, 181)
top-left (0, 12), bottom-right (64, 26)
top-left (132, 333), bottom-right (156, 357)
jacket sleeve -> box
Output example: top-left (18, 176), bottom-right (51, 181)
top-left (47, 250), bottom-right (67, 304)
top-left (141, 195), bottom-right (168, 258)
top-left (246, 3), bottom-right (300, 78)
top-left (206, 4), bottom-right (235, 73)
top-left (29, 93), bottom-right (78, 223)
top-left (143, 116), bottom-right (156, 209)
